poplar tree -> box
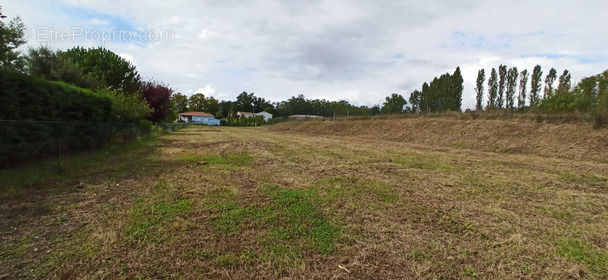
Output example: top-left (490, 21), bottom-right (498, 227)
top-left (487, 68), bottom-right (498, 108)
top-left (450, 66), bottom-right (464, 111)
top-left (498, 64), bottom-right (507, 108)
top-left (543, 68), bottom-right (557, 99)
top-left (518, 70), bottom-right (529, 109)
top-left (475, 69), bottom-right (485, 110)
top-left (530, 65), bottom-right (543, 107)
top-left (506, 67), bottom-right (519, 110)
top-left (556, 69), bottom-right (572, 95)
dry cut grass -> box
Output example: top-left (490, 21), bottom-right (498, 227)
top-left (1, 122), bottom-right (607, 279)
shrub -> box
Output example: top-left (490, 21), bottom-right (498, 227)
top-left (0, 70), bottom-right (112, 122)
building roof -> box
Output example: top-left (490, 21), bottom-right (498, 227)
top-left (237, 111), bottom-right (257, 116)
top-left (178, 112), bottom-right (214, 117)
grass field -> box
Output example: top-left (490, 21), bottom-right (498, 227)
top-left (1, 122), bottom-right (608, 279)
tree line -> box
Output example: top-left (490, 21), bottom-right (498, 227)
top-left (473, 64), bottom-right (608, 120)
top-left (169, 67), bottom-right (466, 122)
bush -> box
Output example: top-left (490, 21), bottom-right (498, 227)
top-left (268, 117), bottom-right (285, 124)
top-left (94, 90), bottom-right (152, 123)
top-left (136, 119), bottom-right (153, 134)
top-left (0, 70), bottom-right (112, 122)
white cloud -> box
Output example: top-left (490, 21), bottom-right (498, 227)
top-left (5, 0), bottom-right (608, 108)
top-left (118, 53), bottom-right (135, 64)
top-left (193, 85), bottom-right (217, 97)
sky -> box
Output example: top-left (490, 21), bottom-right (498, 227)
top-left (3, 0), bottom-right (608, 109)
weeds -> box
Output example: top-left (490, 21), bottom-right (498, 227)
top-left (557, 238), bottom-right (608, 274)
top-left (125, 199), bottom-right (192, 243)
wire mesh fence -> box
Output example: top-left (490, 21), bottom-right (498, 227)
top-left (0, 120), bottom-right (188, 169)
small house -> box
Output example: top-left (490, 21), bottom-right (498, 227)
top-left (178, 112), bottom-right (220, 126)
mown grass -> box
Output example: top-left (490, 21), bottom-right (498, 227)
top-left (124, 198), bottom-right (192, 243)
top-left (208, 185), bottom-right (341, 254)
top-left (557, 238), bottom-right (608, 274)
top-left (180, 153), bottom-right (252, 166)
top-left (2, 125), bottom-right (608, 279)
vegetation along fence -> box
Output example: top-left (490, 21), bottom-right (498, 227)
top-left (0, 120), bottom-right (188, 169)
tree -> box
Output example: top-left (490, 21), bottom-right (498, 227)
top-left (497, 65), bottom-right (507, 108)
top-left (235, 91), bottom-right (254, 112)
top-left (487, 68), bottom-right (498, 108)
top-left (557, 69), bottom-right (571, 95)
top-left (0, 14), bottom-right (25, 70)
top-left (518, 69), bottom-right (529, 109)
top-left (371, 105), bottom-right (381, 115)
top-left (381, 93), bottom-right (407, 114)
top-left (25, 46), bottom-right (96, 88)
top-left (206, 96), bottom-right (219, 116)
top-left (505, 67), bottom-right (518, 110)
top-left (61, 47), bottom-right (141, 94)
top-left (252, 95), bottom-right (272, 113)
top-left (25, 46), bottom-right (56, 79)
top-left (449, 66), bottom-right (464, 111)
top-left (171, 92), bottom-right (189, 113)
top-left (141, 80), bottom-right (173, 123)
top-left (95, 90), bottom-right (151, 123)
top-left (189, 93), bottom-right (206, 112)
top-left (218, 100), bottom-right (234, 118)
top-left (475, 69), bottom-right (485, 110)
top-left (409, 90), bottom-right (422, 113)
top-left (530, 65), bottom-right (543, 107)
top-left (0, 5), bottom-right (6, 19)
top-left (543, 68), bottom-right (557, 99)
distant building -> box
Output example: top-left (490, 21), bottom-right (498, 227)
top-left (255, 111), bottom-right (273, 122)
top-left (288, 115), bottom-right (324, 121)
top-left (178, 112), bottom-right (220, 126)
top-left (236, 111), bottom-right (257, 118)
top-left (236, 111), bottom-right (274, 122)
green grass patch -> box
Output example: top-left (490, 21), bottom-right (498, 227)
top-left (0, 235), bottom-right (32, 261)
top-left (209, 185), bottom-right (341, 254)
top-left (557, 238), bottom-right (608, 274)
top-left (187, 247), bottom-right (215, 260)
top-left (124, 198), bottom-right (192, 243)
top-left (180, 153), bottom-right (252, 166)
top-left (213, 203), bottom-right (271, 234)
top-left (267, 186), bottom-right (341, 254)
top-left (217, 253), bottom-right (237, 267)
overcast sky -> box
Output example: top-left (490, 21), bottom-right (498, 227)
top-left (4, 0), bottom-right (608, 109)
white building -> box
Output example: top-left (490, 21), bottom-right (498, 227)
top-left (255, 111), bottom-right (273, 122)
top-left (236, 111), bottom-right (273, 122)
top-left (178, 112), bottom-right (220, 126)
